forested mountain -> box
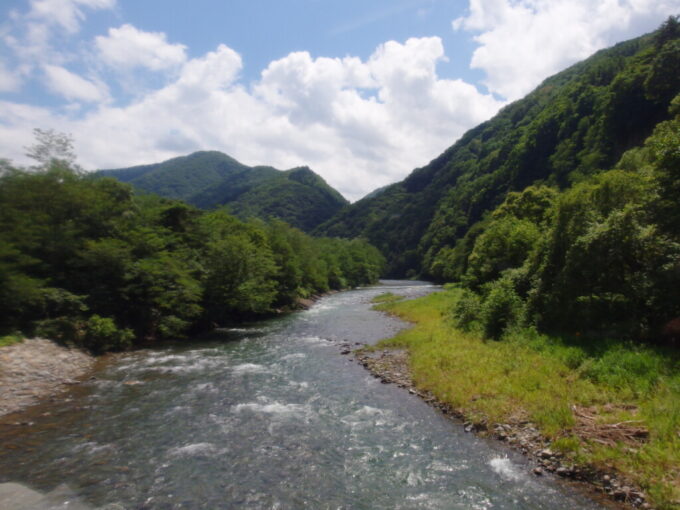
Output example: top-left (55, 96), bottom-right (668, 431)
top-left (317, 20), bottom-right (680, 280)
top-left (98, 151), bottom-right (348, 232)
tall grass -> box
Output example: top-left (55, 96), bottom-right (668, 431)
top-left (376, 288), bottom-right (679, 509)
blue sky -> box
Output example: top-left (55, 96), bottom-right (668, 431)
top-left (1, 0), bottom-right (678, 200)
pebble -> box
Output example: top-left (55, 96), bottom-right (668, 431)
top-left (539, 448), bottom-right (554, 458)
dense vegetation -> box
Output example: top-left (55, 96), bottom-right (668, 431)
top-left (317, 20), bottom-right (679, 277)
top-left (319, 19), bottom-right (680, 344)
top-left (0, 144), bottom-right (384, 353)
top-left (98, 151), bottom-right (348, 232)
top-left (373, 289), bottom-right (679, 508)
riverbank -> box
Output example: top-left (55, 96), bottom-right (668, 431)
top-left (0, 338), bottom-right (94, 418)
top-left (358, 288), bottom-right (679, 510)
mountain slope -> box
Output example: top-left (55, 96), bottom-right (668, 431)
top-left (98, 151), bottom-right (249, 201)
top-left (317, 23), bottom-right (680, 277)
top-left (98, 152), bottom-right (348, 232)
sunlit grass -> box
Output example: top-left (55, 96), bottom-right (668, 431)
top-left (371, 292), bottom-right (404, 306)
top-left (376, 287), bottom-right (680, 509)
top-left (0, 334), bottom-right (23, 348)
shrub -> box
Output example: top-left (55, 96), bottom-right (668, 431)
top-left (481, 278), bottom-right (525, 340)
top-left (451, 289), bottom-right (482, 331)
top-left (83, 315), bottom-right (133, 353)
top-left (35, 317), bottom-right (82, 345)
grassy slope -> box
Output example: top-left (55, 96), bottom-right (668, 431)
top-left (374, 288), bottom-right (679, 509)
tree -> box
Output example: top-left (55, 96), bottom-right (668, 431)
top-left (25, 128), bottom-right (79, 171)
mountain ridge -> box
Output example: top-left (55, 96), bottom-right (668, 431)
top-left (97, 151), bottom-right (348, 232)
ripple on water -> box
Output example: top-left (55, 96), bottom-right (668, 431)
top-left (231, 363), bottom-right (270, 374)
top-left (280, 352), bottom-right (306, 361)
top-left (488, 456), bottom-right (523, 482)
top-left (232, 399), bottom-right (312, 421)
top-left (295, 335), bottom-right (329, 345)
top-left (167, 442), bottom-right (227, 458)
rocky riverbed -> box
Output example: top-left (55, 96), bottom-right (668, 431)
top-left (0, 338), bottom-right (94, 418)
top-left (353, 347), bottom-right (653, 510)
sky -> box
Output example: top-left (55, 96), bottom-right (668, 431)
top-left (1, 1), bottom-right (678, 200)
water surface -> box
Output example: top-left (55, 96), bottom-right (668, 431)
top-left (0, 281), bottom-right (607, 509)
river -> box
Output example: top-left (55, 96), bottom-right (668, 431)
top-left (0, 281), bottom-right (607, 509)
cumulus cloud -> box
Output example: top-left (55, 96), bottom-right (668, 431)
top-left (43, 64), bottom-right (108, 102)
top-left (0, 35), bottom-right (503, 200)
top-left (96, 24), bottom-right (187, 71)
top-left (2, 0), bottom-right (118, 81)
top-left (454, 0), bottom-right (680, 100)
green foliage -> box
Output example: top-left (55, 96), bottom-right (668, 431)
top-left (480, 278), bottom-right (525, 340)
top-left (82, 315), bottom-right (134, 353)
top-left (450, 110), bottom-right (680, 344)
top-left (451, 288), bottom-right (482, 332)
top-left (465, 217), bottom-right (541, 289)
top-left (0, 152), bottom-right (384, 352)
top-left (98, 152), bottom-right (348, 232)
top-left (317, 22), bottom-right (680, 282)
top-left (203, 234), bottom-right (278, 319)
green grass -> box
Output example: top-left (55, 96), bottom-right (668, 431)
top-left (0, 334), bottom-right (23, 348)
top-left (371, 292), bottom-right (404, 307)
top-left (376, 288), bottom-right (680, 509)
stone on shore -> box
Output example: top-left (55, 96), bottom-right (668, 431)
top-left (0, 338), bottom-right (94, 417)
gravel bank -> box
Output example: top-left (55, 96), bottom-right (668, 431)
top-left (0, 338), bottom-right (94, 418)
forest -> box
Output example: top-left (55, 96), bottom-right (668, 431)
top-left (319, 17), bottom-right (680, 345)
top-left (0, 137), bottom-right (384, 353)
top-left (98, 151), bottom-right (348, 232)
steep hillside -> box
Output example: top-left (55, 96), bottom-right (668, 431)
top-left (317, 22), bottom-right (680, 277)
top-left (98, 152), bottom-right (348, 232)
top-left (98, 151), bottom-right (249, 200)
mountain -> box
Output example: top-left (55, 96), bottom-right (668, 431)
top-left (316, 22), bottom-right (680, 277)
top-left (97, 151), bottom-right (348, 231)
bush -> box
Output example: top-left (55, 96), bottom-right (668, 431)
top-left (481, 278), bottom-right (525, 339)
top-left (34, 317), bottom-right (82, 345)
top-left (83, 315), bottom-right (133, 353)
top-left (452, 289), bottom-right (482, 331)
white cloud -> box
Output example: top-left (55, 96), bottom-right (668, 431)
top-left (96, 24), bottom-right (187, 71)
top-left (0, 61), bottom-right (21, 92)
top-left (454, 0), bottom-right (680, 100)
top-left (43, 64), bottom-right (108, 102)
top-left (0, 37), bottom-right (504, 200)
top-left (2, 0), bottom-right (117, 81)
top-left (28, 0), bottom-right (116, 34)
